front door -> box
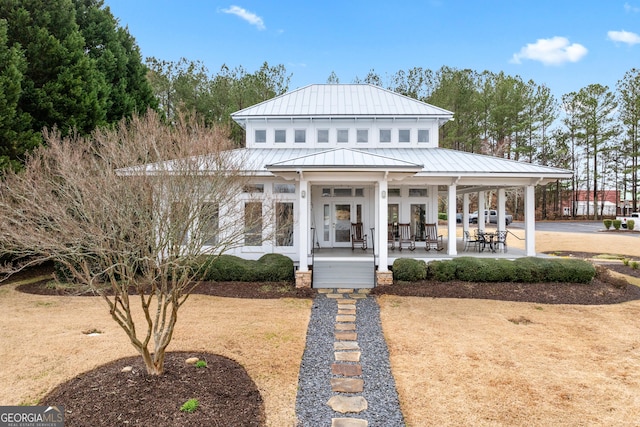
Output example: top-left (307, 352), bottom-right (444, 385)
top-left (322, 203), bottom-right (352, 247)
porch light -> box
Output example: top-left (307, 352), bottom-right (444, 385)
top-left (381, 190), bottom-right (386, 199)
top-left (301, 190), bottom-right (306, 198)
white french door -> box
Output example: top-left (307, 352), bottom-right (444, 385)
top-left (322, 202), bottom-right (361, 248)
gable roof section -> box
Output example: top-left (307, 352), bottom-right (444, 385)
top-left (231, 84), bottom-right (454, 120)
top-left (265, 148), bottom-right (423, 170)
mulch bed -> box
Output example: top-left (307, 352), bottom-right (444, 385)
top-left (8, 252), bottom-right (640, 425)
top-left (41, 351), bottom-right (264, 427)
top-left (373, 251), bottom-right (640, 305)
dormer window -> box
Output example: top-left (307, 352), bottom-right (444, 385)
top-left (255, 129), bottom-right (266, 143)
top-left (380, 129), bottom-right (391, 143)
top-left (357, 129), bottom-right (368, 143)
top-left (295, 129), bottom-right (306, 143)
top-left (418, 129), bottom-right (430, 143)
top-left (275, 129), bottom-right (286, 143)
top-left (317, 129), bottom-right (329, 143)
top-left (337, 129), bottom-right (349, 143)
top-left (399, 129), bottom-right (410, 143)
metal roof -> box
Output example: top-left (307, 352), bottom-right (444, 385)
top-left (265, 148), bottom-right (423, 169)
top-left (119, 147), bottom-right (572, 180)
top-left (230, 147), bottom-right (572, 178)
top-left (231, 84), bottom-right (454, 119)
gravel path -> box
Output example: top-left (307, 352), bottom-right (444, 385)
top-left (295, 293), bottom-right (405, 426)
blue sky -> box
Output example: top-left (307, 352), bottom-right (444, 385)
top-left (105, 1), bottom-right (639, 99)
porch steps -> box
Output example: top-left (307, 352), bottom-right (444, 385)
top-left (312, 260), bottom-right (375, 289)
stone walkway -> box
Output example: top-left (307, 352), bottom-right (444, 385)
top-left (295, 288), bottom-right (405, 427)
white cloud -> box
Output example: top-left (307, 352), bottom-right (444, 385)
top-left (221, 5), bottom-right (265, 30)
top-left (624, 2), bottom-right (640, 13)
top-left (510, 36), bottom-right (588, 66)
top-left (607, 30), bottom-right (640, 45)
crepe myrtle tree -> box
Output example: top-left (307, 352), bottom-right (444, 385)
top-left (0, 111), bottom-right (275, 375)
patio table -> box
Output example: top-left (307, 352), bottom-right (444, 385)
top-left (479, 231), bottom-right (497, 252)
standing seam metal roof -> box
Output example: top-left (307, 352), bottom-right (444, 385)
top-left (231, 84), bottom-right (455, 118)
top-left (230, 148), bottom-right (572, 177)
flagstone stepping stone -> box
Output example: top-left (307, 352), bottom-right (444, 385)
top-left (334, 341), bottom-right (359, 351)
top-left (335, 323), bottom-right (356, 331)
top-left (332, 417), bottom-right (368, 427)
top-left (335, 351), bottom-right (361, 362)
top-left (336, 314), bottom-right (356, 322)
top-left (331, 377), bottom-right (364, 393)
top-left (327, 395), bottom-right (368, 413)
top-left (335, 331), bottom-right (357, 341)
top-left (331, 363), bottom-right (362, 376)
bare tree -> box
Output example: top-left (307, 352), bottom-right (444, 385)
top-left (0, 111), bottom-right (261, 375)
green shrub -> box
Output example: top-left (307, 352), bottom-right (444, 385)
top-left (427, 260), bottom-right (457, 281)
top-left (394, 257), bottom-right (596, 284)
top-left (631, 261), bottom-right (639, 270)
top-left (450, 257), bottom-right (486, 281)
top-left (438, 212), bottom-right (447, 221)
top-left (613, 219), bottom-right (622, 230)
top-left (392, 258), bottom-right (427, 281)
top-left (627, 219), bottom-right (635, 230)
top-left (603, 219), bottom-right (612, 229)
top-left (194, 254), bottom-right (294, 282)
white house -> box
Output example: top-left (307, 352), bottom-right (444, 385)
top-left (217, 84), bottom-right (573, 288)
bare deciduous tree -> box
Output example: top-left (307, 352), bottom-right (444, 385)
top-left (0, 111), bottom-right (260, 375)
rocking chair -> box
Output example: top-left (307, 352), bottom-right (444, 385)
top-left (397, 223), bottom-right (416, 251)
top-left (424, 223), bottom-right (444, 251)
top-left (351, 222), bottom-right (368, 250)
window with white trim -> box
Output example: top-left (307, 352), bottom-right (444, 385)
top-left (201, 203), bottom-right (219, 246)
top-left (255, 129), bottom-right (266, 143)
top-left (418, 129), bottom-right (429, 143)
top-left (295, 129), bottom-right (306, 143)
top-left (357, 129), bottom-right (368, 143)
top-left (337, 129), bottom-right (349, 143)
top-left (399, 129), bottom-right (410, 143)
top-left (317, 129), bottom-right (329, 143)
top-left (244, 202), bottom-right (262, 246)
top-left (275, 202), bottom-right (294, 246)
top-left (275, 129), bottom-right (286, 143)
top-left (379, 129), bottom-right (391, 143)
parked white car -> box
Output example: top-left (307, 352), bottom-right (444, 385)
top-left (468, 209), bottom-right (513, 226)
top-left (616, 212), bottom-right (639, 228)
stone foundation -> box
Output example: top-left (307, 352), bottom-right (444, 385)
top-left (295, 270), bottom-right (312, 288)
top-left (376, 271), bottom-right (393, 286)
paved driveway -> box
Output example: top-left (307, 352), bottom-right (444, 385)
top-left (511, 220), bottom-right (640, 236)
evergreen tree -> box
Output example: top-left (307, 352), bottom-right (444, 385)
top-left (74, 0), bottom-right (157, 122)
top-left (0, 19), bottom-right (40, 170)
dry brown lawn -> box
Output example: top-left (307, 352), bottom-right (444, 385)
top-left (381, 229), bottom-right (640, 426)
top-left (2, 229), bottom-right (640, 426)
top-left (0, 283), bottom-right (311, 427)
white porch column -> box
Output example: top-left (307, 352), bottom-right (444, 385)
top-left (378, 179), bottom-right (389, 271)
top-left (478, 191), bottom-right (486, 232)
top-left (298, 179), bottom-right (309, 271)
top-left (524, 185), bottom-right (536, 256)
top-left (497, 188), bottom-right (506, 232)
top-left (447, 183), bottom-right (457, 256)
top-left (463, 193), bottom-right (470, 234)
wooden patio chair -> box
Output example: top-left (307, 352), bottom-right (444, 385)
top-left (397, 223), bottom-right (415, 251)
top-left (424, 223), bottom-right (444, 251)
top-left (351, 222), bottom-right (368, 250)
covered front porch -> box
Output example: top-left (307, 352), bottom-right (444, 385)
top-left (311, 225), bottom-right (532, 266)
top-left (307, 225), bottom-right (546, 288)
